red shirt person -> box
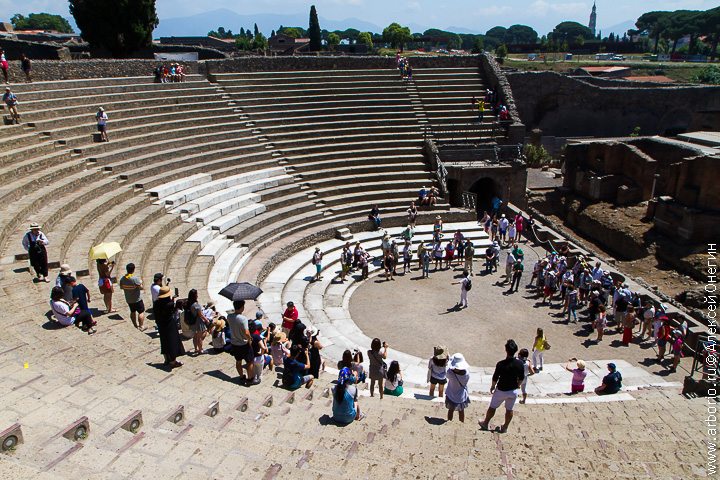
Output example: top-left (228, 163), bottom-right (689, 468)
top-left (281, 301), bottom-right (299, 333)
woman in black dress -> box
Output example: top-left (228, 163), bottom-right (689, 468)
top-left (308, 328), bottom-right (323, 378)
top-left (153, 286), bottom-right (184, 368)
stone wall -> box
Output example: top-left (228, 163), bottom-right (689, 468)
top-left (480, 53), bottom-right (524, 144)
top-left (1, 59), bottom-right (205, 82)
top-left (0, 37), bottom-right (69, 60)
top-left (506, 70), bottom-right (720, 136)
top-left (205, 54), bottom-right (482, 74)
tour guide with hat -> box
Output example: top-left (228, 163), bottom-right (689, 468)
top-left (479, 339), bottom-right (525, 433)
top-left (22, 222), bottom-right (49, 282)
top-left (152, 285), bottom-right (183, 369)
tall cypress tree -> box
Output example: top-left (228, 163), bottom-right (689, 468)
top-left (254, 23), bottom-right (260, 38)
top-left (308, 5), bottom-right (322, 51)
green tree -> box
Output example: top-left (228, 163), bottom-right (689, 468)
top-left (278, 26), bottom-right (304, 38)
top-left (327, 32), bottom-right (340, 50)
top-left (693, 64), bottom-right (720, 84)
top-left (575, 35), bottom-right (585, 47)
top-left (495, 44), bottom-right (508, 58)
top-left (358, 31), bottom-right (373, 49)
top-left (208, 26), bottom-right (233, 38)
top-left (635, 11), bottom-right (671, 54)
top-left (235, 36), bottom-right (251, 50)
top-left (696, 7), bottom-right (720, 59)
top-left (551, 21), bottom-right (594, 41)
top-left (69, 0), bottom-right (158, 56)
top-left (10, 13), bottom-right (73, 33)
top-left (252, 32), bottom-right (268, 52)
top-left (471, 36), bottom-right (484, 53)
top-left (505, 24), bottom-right (538, 44)
top-left (382, 22), bottom-right (412, 51)
top-left (308, 5), bottom-right (322, 51)
top-left (447, 33), bottom-right (462, 50)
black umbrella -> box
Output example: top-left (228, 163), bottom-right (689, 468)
top-left (219, 282), bottom-right (263, 301)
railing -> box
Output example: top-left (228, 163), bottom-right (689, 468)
top-left (422, 120), bottom-right (514, 144)
top-left (436, 144), bottom-right (525, 166)
top-left (460, 191), bottom-right (477, 212)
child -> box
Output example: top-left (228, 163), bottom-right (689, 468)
top-left (422, 247), bottom-right (431, 278)
top-left (210, 318), bottom-right (226, 352)
top-left (670, 330), bottom-right (684, 372)
top-left (518, 348), bottom-right (534, 404)
top-left (595, 304), bottom-right (607, 342)
top-left (271, 331), bottom-right (290, 369)
top-left (532, 328), bottom-right (547, 372)
top-left (250, 320), bottom-right (267, 385)
top-left (564, 358), bottom-right (587, 394)
top-left (427, 346), bottom-right (448, 398)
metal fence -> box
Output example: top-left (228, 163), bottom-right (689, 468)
top-left (422, 121), bottom-right (513, 143)
top-left (461, 191), bottom-right (477, 211)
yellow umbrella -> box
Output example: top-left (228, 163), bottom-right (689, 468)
top-left (89, 242), bottom-right (122, 260)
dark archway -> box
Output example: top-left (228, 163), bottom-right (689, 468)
top-left (469, 177), bottom-right (500, 217)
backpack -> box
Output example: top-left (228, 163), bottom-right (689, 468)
top-left (465, 278), bottom-right (472, 291)
top-left (311, 255), bottom-right (317, 265)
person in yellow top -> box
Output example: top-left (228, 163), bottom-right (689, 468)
top-left (477, 99), bottom-right (485, 123)
top-left (532, 327), bottom-right (547, 372)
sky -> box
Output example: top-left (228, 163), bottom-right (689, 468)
top-left (2, 0), bottom-right (717, 34)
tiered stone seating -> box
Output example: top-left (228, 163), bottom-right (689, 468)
top-left (410, 67), bottom-right (497, 141)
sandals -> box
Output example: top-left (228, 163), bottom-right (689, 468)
top-left (478, 421), bottom-right (489, 431)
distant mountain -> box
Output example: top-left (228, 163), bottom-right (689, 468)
top-left (600, 19), bottom-right (636, 37)
top-left (154, 9), bottom-right (381, 38)
top-left (445, 26), bottom-right (483, 35)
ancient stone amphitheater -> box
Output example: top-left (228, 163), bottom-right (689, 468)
top-left (0, 57), bottom-right (708, 479)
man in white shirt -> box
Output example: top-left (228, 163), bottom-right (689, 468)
top-left (455, 269), bottom-right (471, 309)
top-left (150, 272), bottom-right (164, 303)
top-left (96, 107), bottom-right (109, 142)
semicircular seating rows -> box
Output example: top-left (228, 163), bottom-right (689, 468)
top-left (0, 69), bottom-right (705, 479)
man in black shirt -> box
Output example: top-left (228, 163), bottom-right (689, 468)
top-left (479, 339), bottom-right (525, 433)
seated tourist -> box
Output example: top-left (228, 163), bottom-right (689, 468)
top-left (282, 344), bottom-right (314, 390)
top-left (368, 204), bottom-right (381, 230)
top-left (594, 363), bottom-right (622, 395)
top-left (418, 186), bottom-right (428, 205)
top-left (338, 348), bottom-right (366, 383)
top-left (50, 286), bottom-right (96, 334)
top-left (332, 367), bottom-right (365, 424)
top-left (383, 360), bottom-right (404, 397)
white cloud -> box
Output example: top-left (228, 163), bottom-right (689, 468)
top-left (530, 0), bottom-right (588, 18)
top-left (476, 5), bottom-right (513, 16)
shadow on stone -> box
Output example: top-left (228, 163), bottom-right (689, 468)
top-left (424, 416), bottom-right (447, 425)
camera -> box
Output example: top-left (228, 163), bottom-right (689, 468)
top-left (166, 277), bottom-right (171, 285)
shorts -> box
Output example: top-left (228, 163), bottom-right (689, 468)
top-left (128, 300), bottom-right (145, 314)
top-left (430, 376), bottom-right (447, 385)
top-left (315, 264), bottom-right (322, 274)
top-left (658, 339), bottom-right (667, 348)
top-left (571, 384), bottom-right (585, 393)
top-left (230, 343), bottom-right (253, 363)
top-left (97, 124), bottom-right (107, 132)
top-left (489, 388), bottom-right (519, 411)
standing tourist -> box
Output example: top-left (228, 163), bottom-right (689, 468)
top-left (22, 222), bottom-right (49, 282)
top-left (563, 358), bottom-right (587, 394)
top-left (0, 49), bottom-right (8, 83)
top-left (479, 339), bottom-right (525, 433)
top-left (186, 288), bottom-right (212, 355)
top-left (281, 301), bottom-right (299, 335)
top-left (96, 259), bottom-right (116, 314)
top-left (312, 247), bottom-right (323, 282)
top-left (421, 246), bottom-right (431, 278)
top-left (427, 346), bottom-right (448, 398)
top-left (463, 240), bottom-right (474, 275)
top-left (509, 259), bottom-right (524, 293)
top-left (454, 269), bottom-right (471, 309)
top-left (407, 201), bottom-right (418, 227)
top-left (150, 272), bottom-right (164, 303)
top-left (96, 107), bottom-right (109, 142)
top-left (152, 286), bottom-right (183, 368)
top-left (119, 263), bottom-right (145, 330)
top-left (622, 306), bottom-right (637, 346)
top-left (228, 300), bottom-right (254, 384)
top-left (498, 214), bottom-right (509, 245)
top-left (3, 87), bottom-right (20, 124)
top-left (594, 304), bottom-right (607, 342)
top-left (532, 328), bottom-right (547, 372)
top-left (368, 338), bottom-right (389, 398)
top-left (518, 348), bottom-right (534, 404)
top-left (402, 240), bottom-right (412, 274)
top-left (20, 54), bottom-right (31, 82)
top-left (445, 353), bottom-right (471, 423)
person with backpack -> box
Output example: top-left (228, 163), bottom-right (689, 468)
top-left (22, 222), bottom-right (49, 282)
top-left (454, 269), bottom-right (471, 309)
top-left (3, 87), bottom-right (20, 124)
top-left (367, 338), bottom-right (389, 398)
top-left (311, 247), bottom-right (323, 282)
top-left (339, 245), bottom-right (352, 282)
top-left (463, 240), bottom-right (474, 275)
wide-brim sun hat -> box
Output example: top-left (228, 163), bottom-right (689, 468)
top-left (29, 222), bottom-right (40, 229)
top-left (158, 286), bottom-right (172, 299)
top-left (433, 345), bottom-right (448, 361)
top-left (59, 264), bottom-right (72, 275)
top-left (449, 353), bottom-right (470, 371)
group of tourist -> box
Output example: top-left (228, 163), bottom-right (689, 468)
top-left (471, 89), bottom-right (510, 123)
top-left (396, 53), bottom-right (413, 81)
top-left (0, 49), bottom-right (32, 84)
top-left (153, 63), bottom-right (187, 83)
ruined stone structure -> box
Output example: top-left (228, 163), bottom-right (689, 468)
top-left (507, 71), bottom-right (720, 137)
top-left (563, 137), bottom-right (720, 243)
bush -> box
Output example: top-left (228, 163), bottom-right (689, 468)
top-left (693, 65), bottom-right (720, 85)
top-left (523, 144), bottom-right (553, 168)
top-left (495, 44), bottom-right (508, 59)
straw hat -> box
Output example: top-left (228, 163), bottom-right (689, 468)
top-left (59, 264), bottom-right (72, 276)
top-left (433, 345), bottom-right (448, 361)
top-left (157, 286), bottom-right (172, 299)
top-left (29, 222), bottom-right (40, 229)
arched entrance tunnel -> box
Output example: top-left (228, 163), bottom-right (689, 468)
top-left (469, 177), bottom-right (500, 217)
